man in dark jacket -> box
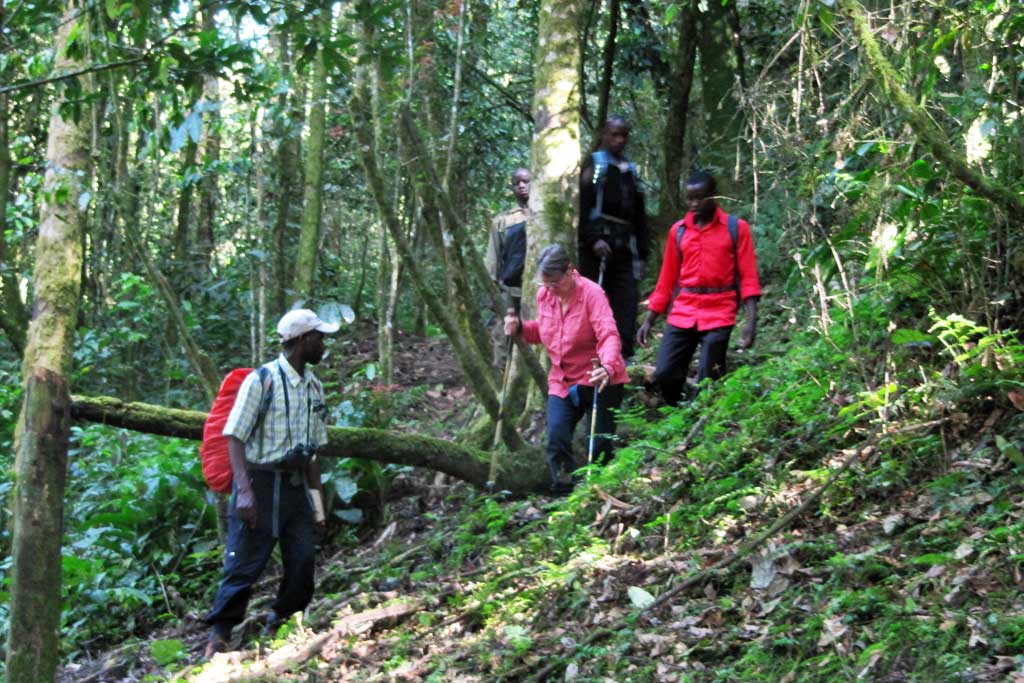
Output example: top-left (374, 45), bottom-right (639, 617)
top-left (578, 115), bottom-right (648, 359)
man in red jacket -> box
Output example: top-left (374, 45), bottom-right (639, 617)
top-left (636, 170), bottom-right (761, 406)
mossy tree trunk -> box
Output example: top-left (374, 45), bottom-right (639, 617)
top-left (293, 3), bottom-right (330, 300)
top-left (7, 3), bottom-right (87, 680)
top-left (526, 0), bottom-right (583, 310)
top-left (70, 395), bottom-right (549, 494)
top-left (398, 109), bottom-right (548, 392)
top-left (270, 27), bottom-right (304, 316)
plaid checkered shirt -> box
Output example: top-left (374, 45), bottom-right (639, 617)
top-left (223, 354), bottom-right (328, 465)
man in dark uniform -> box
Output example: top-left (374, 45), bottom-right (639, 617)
top-left (578, 115), bottom-right (648, 359)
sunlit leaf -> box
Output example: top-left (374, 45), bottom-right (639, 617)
top-left (627, 586), bottom-right (656, 609)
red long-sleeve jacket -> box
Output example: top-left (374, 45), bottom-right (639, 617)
top-left (648, 206), bottom-right (761, 330)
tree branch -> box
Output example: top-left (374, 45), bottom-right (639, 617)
top-left (838, 0), bottom-right (1024, 218)
top-left (69, 394), bottom-right (549, 494)
top-left (0, 22), bottom-right (191, 95)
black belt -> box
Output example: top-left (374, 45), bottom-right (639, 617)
top-left (680, 286), bottom-right (736, 294)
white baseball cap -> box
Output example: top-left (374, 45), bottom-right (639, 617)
top-left (277, 309), bottom-right (340, 342)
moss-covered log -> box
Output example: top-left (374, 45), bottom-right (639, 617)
top-left (69, 394), bottom-right (550, 495)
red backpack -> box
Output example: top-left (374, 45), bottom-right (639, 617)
top-left (200, 367), bottom-right (274, 493)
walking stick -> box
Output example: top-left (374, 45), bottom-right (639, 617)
top-left (487, 299), bottom-right (519, 490)
top-left (598, 254), bottom-right (607, 287)
top-left (586, 357), bottom-right (603, 473)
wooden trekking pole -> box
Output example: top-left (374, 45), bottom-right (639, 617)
top-left (487, 300), bottom-right (519, 490)
top-left (586, 357), bottom-right (603, 472)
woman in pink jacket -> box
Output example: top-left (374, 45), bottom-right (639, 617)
top-left (504, 244), bottom-right (629, 494)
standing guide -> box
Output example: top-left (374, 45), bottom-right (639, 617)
top-left (485, 167), bottom-right (532, 362)
top-left (578, 115), bottom-right (648, 360)
top-left (204, 309), bottom-right (338, 658)
top-left (637, 170), bottom-right (761, 406)
top-left (504, 244), bottom-right (628, 494)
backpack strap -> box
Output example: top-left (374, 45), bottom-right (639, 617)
top-left (254, 365), bottom-right (273, 462)
top-left (673, 214), bottom-right (741, 301)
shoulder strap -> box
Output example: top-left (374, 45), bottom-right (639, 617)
top-left (254, 365), bottom-right (274, 462)
top-left (255, 366), bottom-right (274, 423)
top-left (675, 216), bottom-right (741, 297)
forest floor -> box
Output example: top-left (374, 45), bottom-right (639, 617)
top-left (58, 321), bottom-right (1024, 683)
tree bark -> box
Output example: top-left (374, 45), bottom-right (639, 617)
top-left (270, 28), bottom-right (303, 316)
top-left (593, 0), bottom-right (620, 142)
top-left (659, 0), bottom-right (698, 221)
top-left (70, 395), bottom-right (548, 494)
top-left (293, 3), bottom-right (330, 300)
top-left (0, 90), bottom-right (28, 353)
top-left (526, 0), bottom-right (583, 308)
top-left (697, 0), bottom-right (744, 189)
top-left (838, 0), bottom-right (1024, 219)
top-left (196, 3), bottom-right (221, 277)
top-left (172, 133), bottom-right (199, 271)
top-left (7, 4), bottom-right (86, 680)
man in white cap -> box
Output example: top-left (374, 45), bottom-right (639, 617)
top-left (204, 308), bottom-right (338, 657)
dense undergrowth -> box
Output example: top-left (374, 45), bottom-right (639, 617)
top-left (2, 286), bottom-right (1022, 681)
top-left (162, 299), bottom-right (1020, 682)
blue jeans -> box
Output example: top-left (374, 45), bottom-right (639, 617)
top-left (654, 323), bottom-right (733, 406)
top-left (204, 470), bottom-right (316, 636)
top-left (546, 384), bottom-right (624, 486)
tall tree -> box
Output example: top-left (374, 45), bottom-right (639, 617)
top-left (696, 0), bottom-right (745, 190)
top-left (196, 3), bottom-right (221, 276)
top-left (293, 3), bottom-right (331, 300)
top-left (659, 0), bottom-right (699, 221)
top-left (6, 2), bottom-right (88, 680)
top-left (526, 0), bottom-right (583, 309)
top-left (0, 90), bottom-right (29, 353)
top-left (593, 0), bottom-right (620, 140)
top-left (269, 27), bottom-right (304, 315)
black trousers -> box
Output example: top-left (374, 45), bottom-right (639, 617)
top-left (654, 323), bottom-right (733, 406)
top-left (546, 384), bottom-right (625, 485)
top-left (204, 470), bottom-right (316, 636)
top-left (579, 248), bottom-right (637, 359)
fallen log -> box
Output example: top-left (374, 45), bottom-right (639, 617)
top-left (70, 395), bottom-right (548, 495)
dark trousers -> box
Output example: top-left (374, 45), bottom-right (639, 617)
top-left (204, 470), bottom-right (316, 636)
top-left (654, 323), bottom-right (733, 407)
top-left (546, 384), bottom-right (624, 485)
top-left (580, 248), bottom-right (637, 359)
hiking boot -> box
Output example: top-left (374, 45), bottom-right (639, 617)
top-left (549, 481), bottom-right (575, 496)
top-left (204, 631), bottom-right (230, 659)
top-left (260, 611), bottom-right (285, 638)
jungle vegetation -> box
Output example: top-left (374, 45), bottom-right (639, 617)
top-left (0, 0), bottom-right (1022, 681)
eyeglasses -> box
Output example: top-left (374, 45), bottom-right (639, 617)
top-left (538, 271), bottom-right (570, 289)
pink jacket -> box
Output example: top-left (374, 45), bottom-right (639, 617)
top-left (521, 271), bottom-right (628, 398)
